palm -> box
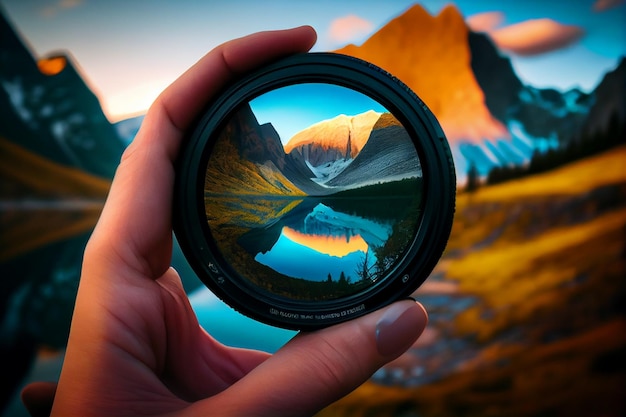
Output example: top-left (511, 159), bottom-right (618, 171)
top-left (66, 265), bottom-right (269, 416)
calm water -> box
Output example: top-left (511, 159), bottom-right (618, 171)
top-left (212, 194), bottom-right (421, 300)
top-left (190, 288), bottom-right (296, 352)
top-left (253, 202), bottom-right (391, 283)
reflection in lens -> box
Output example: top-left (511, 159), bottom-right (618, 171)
top-left (205, 83), bottom-right (423, 301)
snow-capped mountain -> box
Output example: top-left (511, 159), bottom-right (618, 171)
top-left (205, 102), bottom-right (420, 197)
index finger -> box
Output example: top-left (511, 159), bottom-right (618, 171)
top-left (87, 26), bottom-right (317, 280)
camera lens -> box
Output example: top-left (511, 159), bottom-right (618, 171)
top-left (174, 53), bottom-right (455, 330)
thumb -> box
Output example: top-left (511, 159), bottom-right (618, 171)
top-left (200, 300), bottom-right (427, 417)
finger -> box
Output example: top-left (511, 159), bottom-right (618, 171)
top-left (164, 330), bottom-right (272, 401)
top-left (87, 26), bottom-right (317, 280)
top-left (21, 381), bottom-right (57, 417)
top-left (194, 300), bottom-right (428, 417)
top-left (155, 270), bottom-right (271, 400)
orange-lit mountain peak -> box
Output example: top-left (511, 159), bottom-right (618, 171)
top-left (38, 55), bottom-right (67, 76)
top-left (335, 3), bottom-right (509, 145)
top-left (284, 110), bottom-right (380, 155)
top-left (282, 226), bottom-right (368, 257)
top-left (438, 3), bottom-right (465, 22)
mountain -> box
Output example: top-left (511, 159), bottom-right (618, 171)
top-left (205, 106), bottom-right (422, 197)
top-left (581, 57), bottom-right (626, 137)
top-left (334, 4), bottom-right (624, 178)
top-left (335, 4), bottom-right (509, 147)
top-left (285, 110), bottom-right (381, 166)
top-left (204, 102), bottom-right (318, 196)
top-left (467, 31), bottom-right (623, 170)
top-left (466, 31), bottom-right (524, 124)
top-left (327, 113), bottom-right (421, 188)
top-left (468, 31), bottom-right (592, 148)
top-left (0, 10), bottom-right (128, 408)
top-left (0, 12), bottom-right (125, 179)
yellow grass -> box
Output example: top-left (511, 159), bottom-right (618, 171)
top-left (0, 137), bottom-right (110, 260)
top-left (319, 319), bottom-right (626, 417)
top-left (0, 136), bottom-right (111, 198)
top-left (458, 146), bottom-right (626, 203)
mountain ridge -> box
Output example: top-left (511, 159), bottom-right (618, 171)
top-left (205, 102), bottom-right (309, 196)
top-left (333, 3), bottom-right (625, 178)
top-left (205, 104), bottom-right (422, 197)
top-left (335, 4), bottom-right (509, 147)
top-left (285, 110), bottom-right (381, 166)
top-left (327, 113), bottom-right (421, 188)
top-left (0, 12), bottom-right (125, 180)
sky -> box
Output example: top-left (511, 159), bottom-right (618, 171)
top-left (250, 83), bottom-right (386, 144)
top-left (1, 0), bottom-right (624, 122)
top-left (255, 230), bottom-right (369, 283)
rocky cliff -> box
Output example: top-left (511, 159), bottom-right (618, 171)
top-left (336, 4), bottom-right (509, 146)
top-left (285, 110), bottom-right (380, 166)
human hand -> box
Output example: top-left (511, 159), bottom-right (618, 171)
top-left (21, 26), bottom-right (428, 417)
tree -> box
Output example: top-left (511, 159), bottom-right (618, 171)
top-left (338, 271), bottom-right (350, 289)
top-left (465, 163), bottom-right (480, 192)
top-left (355, 251), bottom-right (373, 282)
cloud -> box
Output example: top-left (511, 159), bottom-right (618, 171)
top-left (466, 11), bottom-right (504, 33)
top-left (60, 0), bottom-right (83, 7)
top-left (489, 19), bottom-right (585, 56)
top-left (328, 15), bottom-right (374, 45)
top-left (40, 0), bottom-right (83, 18)
top-left (592, 0), bottom-right (625, 12)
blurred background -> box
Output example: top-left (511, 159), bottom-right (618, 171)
top-left (1, 1), bottom-right (624, 416)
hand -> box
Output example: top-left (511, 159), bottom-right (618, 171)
top-left (21, 26), bottom-right (428, 417)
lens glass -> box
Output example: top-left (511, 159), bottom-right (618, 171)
top-left (204, 83), bottom-right (423, 301)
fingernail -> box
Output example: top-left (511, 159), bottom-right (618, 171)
top-left (375, 301), bottom-right (428, 357)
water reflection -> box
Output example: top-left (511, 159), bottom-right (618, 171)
top-left (255, 202), bottom-right (390, 282)
top-left (211, 193), bottom-right (421, 301)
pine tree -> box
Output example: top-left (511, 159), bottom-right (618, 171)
top-left (465, 164), bottom-right (480, 192)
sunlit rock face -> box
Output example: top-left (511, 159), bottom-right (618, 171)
top-left (336, 4), bottom-right (509, 147)
top-left (285, 110), bottom-right (380, 166)
top-left (335, 4), bottom-right (624, 178)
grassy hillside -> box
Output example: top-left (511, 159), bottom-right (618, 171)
top-left (0, 136), bottom-right (111, 199)
top-left (205, 130), bottom-right (305, 197)
top-left (0, 137), bottom-right (110, 261)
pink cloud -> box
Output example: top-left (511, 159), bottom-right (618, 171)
top-left (40, 0), bottom-right (83, 18)
top-left (328, 15), bottom-right (374, 45)
top-left (489, 18), bottom-right (585, 56)
top-left (466, 11), bottom-right (504, 33)
top-left (593, 0), bottom-right (625, 12)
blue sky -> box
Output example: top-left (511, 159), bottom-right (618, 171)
top-left (254, 231), bottom-right (368, 283)
top-left (2, 0), bottom-right (624, 121)
top-left (250, 83), bottom-right (386, 144)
